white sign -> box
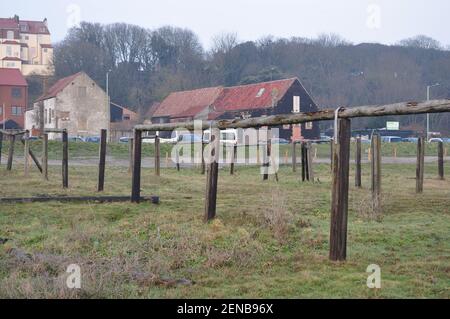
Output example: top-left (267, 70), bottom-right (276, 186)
top-left (386, 121), bottom-right (400, 131)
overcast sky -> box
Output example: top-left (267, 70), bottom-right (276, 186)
top-left (1, 0), bottom-right (449, 48)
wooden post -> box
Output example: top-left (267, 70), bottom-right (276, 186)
top-left (204, 128), bottom-right (220, 222)
top-left (230, 144), bottom-right (237, 175)
top-left (292, 142), bottom-right (297, 172)
top-left (330, 139), bottom-right (334, 171)
top-left (355, 137), bottom-right (362, 188)
top-left (175, 145), bottom-right (180, 171)
top-left (131, 130), bottom-right (142, 203)
top-left (371, 134), bottom-right (382, 214)
top-left (0, 131), bottom-right (3, 166)
top-left (262, 130), bottom-right (270, 181)
top-left (128, 138), bottom-right (134, 174)
top-left (307, 142), bottom-right (314, 182)
top-left (43, 134), bottom-right (48, 180)
top-left (201, 143), bottom-right (206, 175)
top-left (301, 142), bottom-right (308, 181)
top-left (7, 134), bottom-right (15, 171)
top-left (98, 129), bottom-right (107, 192)
top-left (155, 136), bottom-right (160, 177)
top-left (329, 118), bottom-right (351, 261)
top-left (62, 130), bottom-right (69, 189)
top-left (438, 141), bottom-right (444, 180)
top-left (416, 137), bottom-right (425, 193)
top-left (24, 131), bottom-right (30, 177)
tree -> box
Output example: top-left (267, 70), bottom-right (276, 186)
top-left (398, 35), bottom-right (442, 50)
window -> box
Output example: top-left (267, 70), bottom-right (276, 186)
top-left (60, 112), bottom-right (70, 121)
top-left (25, 35), bottom-right (29, 40)
top-left (78, 87), bottom-right (87, 98)
top-left (20, 25), bottom-right (28, 32)
top-left (11, 88), bottom-right (22, 98)
top-left (6, 46), bottom-right (12, 56)
top-left (11, 106), bottom-right (23, 116)
top-left (6, 62), bottom-right (15, 68)
top-left (305, 122), bottom-right (313, 130)
top-left (293, 96), bottom-right (300, 113)
top-left (43, 48), bottom-right (48, 53)
top-left (256, 88), bottom-right (265, 98)
top-left (7, 30), bottom-right (14, 40)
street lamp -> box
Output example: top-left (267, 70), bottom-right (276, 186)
top-left (426, 83), bottom-right (440, 141)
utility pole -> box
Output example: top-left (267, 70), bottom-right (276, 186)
top-left (426, 83), bottom-right (440, 141)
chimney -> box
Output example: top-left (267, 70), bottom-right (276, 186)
top-left (43, 18), bottom-right (48, 26)
top-left (13, 15), bottom-right (19, 23)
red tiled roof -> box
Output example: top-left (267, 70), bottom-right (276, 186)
top-left (36, 72), bottom-right (83, 102)
top-left (2, 57), bottom-right (22, 61)
top-left (213, 78), bottom-right (297, 112)
top-left (0, 18), bottom-right (19, 29)
top-left (0, 68), bottom-right (27, 86)
top-left (2, 40), bottom-right (20, 45)
top-left (153, 87), bottom-right (223, 118)
top-left (19, 20), bottom-right (50, 35)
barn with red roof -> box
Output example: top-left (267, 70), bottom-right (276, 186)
top-left (152, 78), bottom-right (320, 141)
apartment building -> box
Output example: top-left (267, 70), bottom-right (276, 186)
top-left (0, 15), bottom-right (54, 76)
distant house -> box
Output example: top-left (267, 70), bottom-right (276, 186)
top-left (0, 68), bottom-right (28, 129)
top-left (25, 72), bottom-right (109, 139)
top-left (152, 78), bottom-right (320, 141)
top-left (110, 102), bottom-right (139, 141)
top-left (0, 16), bottom-right (54, 76)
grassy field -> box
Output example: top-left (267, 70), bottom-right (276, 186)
top-left (1, 139), bottom-right (448, 161)
top-left (0, 161), bottom-right (449, 298)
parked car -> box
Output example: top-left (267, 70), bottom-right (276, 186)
top-left (119, 137), bottom-right (132, 144)
top-left (402, 137), bottom-right (419, 143)
top-left (443, 138), bottom-right (450, 143)
top-left (203, 129), bottom-right (238, 146)
top-left (68, 136), bottom-right (85, 142)
top-left (271, 138), bottom-right (290, 145)
top-left (381, 136), bottom-right (403, 143)
top-left (429, 138), bottom-right (444, 143)
top-left (177, 134), bottom-right (203, 144)
top-left (315, 134), bottom-right (332, 144)
top-left (85, 136), bottom-right (100, 143)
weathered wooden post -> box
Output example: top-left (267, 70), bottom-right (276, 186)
top-left (62, 130), bottom-right (69, 189)
top-left (7, 134), bottom-right (15, 171)
top-left (128, 138), bottom-right (134, 174)
top-left (292, 142), bottom-right (297, 172)
top-left (301, 142), bottom-right (309, 181)
top-left (416, 136), bottom-right (425, 193)
top-left (230, 144), bottom-right (237, 175)
top-left (43, 134), bottom-right (48, 180)
top-left (371, 134), bottom-right (382, 215)
top-left (355, 137), bottom-right (362, 188)
top-left (0, 131), bottom-right (3, 166)
top-left (175, 145), bottom-right (180, 171)
top-left (155, 136), bottom-right (161, 177)
top-left (98, 129), bottom-right (107, 192)
top-left (204, 128), bottom-right (220, 222)
top-left (307, 142), bottom-right (314, 182)
top-left (201, 142), bottom-right (206, 175)
top-left (329, 118), bottom-right (351, 261)
top-left (24, 131), bottom-right (30, 177)
top-left (438, 141), bottom-right (444, 180)
top-left (262, 129), bottom-right (270, 181)
top-left (131, 130), bottom-right (142, 203)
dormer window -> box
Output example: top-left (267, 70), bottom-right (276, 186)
top-left (6, 31), bottom-right (14, 40)
top-left (20, 25), bottom-right (28, 32)
top-left (256, 88), bottom-right (265, 98)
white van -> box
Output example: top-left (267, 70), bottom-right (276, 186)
top-left (203, 129), bottom-right (238, 146)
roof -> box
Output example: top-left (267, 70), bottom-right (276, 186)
top-left (213, 78), bottom-right (297, 112)
top-left (0, 18), bottom-right (50, 34)
top-left (40, 44), bottom-right (53, 49)
top-left (0, 68), bottom-right (27, 86)
top-left (19, 20), bottom-right (50, 35)
top-left (36, 72), bottom-right (83, 102)
top-left (153, 78), bottom-right (299, 119)
top-left (145, 102), bottom-right (161, 119)
top-left (2, 40), bottom-right (20, 45)
top-left (0, 18), bottom-right (19, 30)
top-left (2, 57), bottom-right (22, 61)
top-left (153, 86), bottom-right (223, 118)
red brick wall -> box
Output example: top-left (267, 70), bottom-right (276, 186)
top-left (0, 85), bottom-right (28, 128)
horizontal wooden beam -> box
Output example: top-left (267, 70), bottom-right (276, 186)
top-left (135, 99), bottom-right (450, 132)
top-left (0, 196), bottom-right (160, 204)
top-left (0, 130), bottom-right (27, 136)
